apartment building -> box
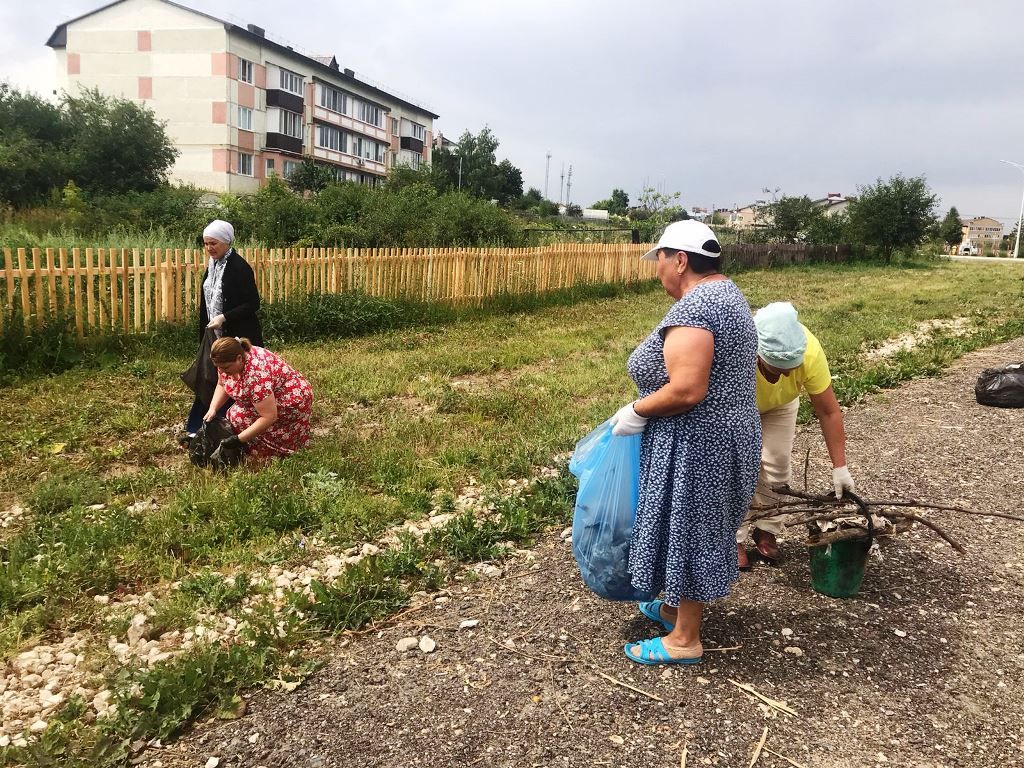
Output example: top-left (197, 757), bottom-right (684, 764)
top-left (46, 0), bottom-right (439, 193)
top-left (960, 216), bottom-right (1003, 252)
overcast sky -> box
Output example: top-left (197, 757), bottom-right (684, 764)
top-left (3, 0), bottom-right (1023, 227)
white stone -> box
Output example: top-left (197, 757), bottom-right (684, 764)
top-left (780, 628), bottom-right (794, 637)
top-left (29, 719), bottom-right (48, 733)
top-left (396, 637), bottom-right (419, 652)
top-left (418, 636), bottom-right (437, 654)
top-left (783, 646), bottom-right (804, 657)
top-left (893, 629), bottom-right (907, 638)
top-left (205, 758), bottom-right (220, 768)
top-left (459, 619), bottom-right (480, 630)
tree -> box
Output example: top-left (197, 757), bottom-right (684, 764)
top-left (61, 88), bottom-right (178, 195)
top-left (287, 157), bottom-right (336, 194)
top-left (430, 127), bottom-right (524, 205)
top-left (939, 206), bottom-right (963, 253)
top-left (495, 159), bottom-right (523, 205)
top-left (591, 188), bottom-right (630, 216)
top-left (846, 174), bottom-right (937, 262)
top-left (764, 195), bottom-right (826, 242)
top-left (0, 85), bottom-right (72, 206)
top-left (630, 186), bottom-right (688, 240)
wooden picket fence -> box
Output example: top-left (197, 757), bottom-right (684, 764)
top-left (0, 241), bottom-right (853, 337)
top-left (0, 243), bottom-right (656, 337)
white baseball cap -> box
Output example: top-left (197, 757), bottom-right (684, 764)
top-left (641, 220), bottom-right (722, 261)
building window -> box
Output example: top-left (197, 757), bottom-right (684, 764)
top-left (316, 123), bottom-right (344, 152)
top-left (279, 67), bottom-right (303, 95)
top-left (237, 153), bottom-right (253, 176)
top-left (283, 160), bottom-right (300, 179)
top-left (353, 136), bottom-right (384, 163)
top-left (357, 101), bottom-right (382, 127)
top-left (279, 109), bottom-right (303, 139)
top-left (266, 158), bottom-right (276, 177)
top-left (391, 118), bottom-right (399, 137)
top-left (237, 106), bottom-right (253, 131)
top-left (238, 58), bottom-right (254, 84)
top-left (318, 84), bottom-right (347, 114)
top-left (410, 121), bottom-right (426, 141)
top-left (400, 150), bottom-right (421, 170)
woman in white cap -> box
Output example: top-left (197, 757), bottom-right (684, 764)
top-left (737, 301), bottom-right (855, 568)
top-left (182, 219), bottom-right (263, 437)
top-left (611, 220), bottom-right (762, 666)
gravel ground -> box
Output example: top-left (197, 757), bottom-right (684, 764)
top-left (153, 337), bottom-right (1024, 768)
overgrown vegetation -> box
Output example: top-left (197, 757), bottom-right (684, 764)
top-left (2, 234), bottom-right (1024, 768)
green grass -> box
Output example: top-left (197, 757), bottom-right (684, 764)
top-left (1, 258), bottom-right (1023, 764)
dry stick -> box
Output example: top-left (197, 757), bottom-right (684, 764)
top-left (763, 748), bottom-right (809, 768)
top-left (791, 508), bottom-right (966, 553)
top-left (590, 668), bottom-right (664, 702)
top-left (802, 446), bottom-right (811, 493)
top-left (749, 727), bottom-right (768, 768)
top-left (862, 499), bottom-right (1024, 524)
top-left (727, 679), bottom-right (798, 717)
top-left (548, 662), bottom-right (574, 732)
top-left (487, 636), bottom-right (570, 664)
top-left (885, 510), bottom-right (966, 554)
top-left (348, 600), bottom-right (433, 637)
top-left (680, 740), bottom-right (688, 768)
top-left (703, 645), bottom-right (742, 653)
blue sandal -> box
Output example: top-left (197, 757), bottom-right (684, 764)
top-left (623, 637), bottom-right (703, 666)
top-left (638, 600), bottom-right (675, 632)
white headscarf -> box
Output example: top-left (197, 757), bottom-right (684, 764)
top-left (203, 219), bottom-right (234, 244)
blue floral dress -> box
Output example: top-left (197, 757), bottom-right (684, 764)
top-left (627, 280), bottom-right (762, 604)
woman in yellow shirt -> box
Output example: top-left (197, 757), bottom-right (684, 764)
top-left (738, 302), bottom-right (855, 569)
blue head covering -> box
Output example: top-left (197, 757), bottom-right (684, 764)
top-left (754, 302), bottom-right (807, 369)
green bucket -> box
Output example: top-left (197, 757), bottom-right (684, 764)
top-left (808, 492), bottom-right (873, 598)
top-left (808, 536), bottom-right (871, 598)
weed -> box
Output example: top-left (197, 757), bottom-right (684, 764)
top-left (304, 560), bottom-right (408, 632)
top-left (177, 571), bottom-right (251, 613)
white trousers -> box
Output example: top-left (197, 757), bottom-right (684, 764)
top-left (736, 397), bottom-right (799, 543)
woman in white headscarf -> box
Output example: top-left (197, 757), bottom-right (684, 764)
top-left (182, 220), bottom-right (263, 438)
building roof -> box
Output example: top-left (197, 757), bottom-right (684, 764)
top-left (45, 0), bottom-right (440, 119)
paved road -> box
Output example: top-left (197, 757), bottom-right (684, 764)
top-left (943, 254), bottom-right (1024, 263)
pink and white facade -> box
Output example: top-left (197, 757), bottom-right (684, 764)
top-left (47, 0), bottom-right (438, 194)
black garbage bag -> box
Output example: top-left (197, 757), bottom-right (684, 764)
top-left (975, 362), bottom-right (1024, 408)
top-left (188, 417), bottom-right (244, 469)
top-left (180, 328), bottom-right (219, 406)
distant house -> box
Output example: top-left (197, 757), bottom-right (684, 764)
top-left (813, 192), bottom-right (855, 217)
top-left (733, 203), bottom-right (769, 230)
top-left (960, 216), bottom-right (1003, 253)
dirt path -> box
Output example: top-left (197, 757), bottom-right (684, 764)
top-left (154, 338), bottom-right (1024, 768)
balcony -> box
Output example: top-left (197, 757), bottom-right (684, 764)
top-left (312, 106), bottom-right (388, 142)
top-left (312, 145), bottom-right (386, 176)
top-left (266, 89), bottom-right (304, 114)
top-left (265, 132), bottom-right (303, 155)
top-left (400, 136), bottom-right (424, 153)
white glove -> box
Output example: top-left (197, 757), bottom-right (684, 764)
top-left (610, 402), bottom-right (648, 436)
top-left (832, 465), bottom-right (855, 499)
top-left (207, 313), bottom-right (226, 329)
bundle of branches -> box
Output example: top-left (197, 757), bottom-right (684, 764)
top-left (747, 487), bottom-right (1024, 553)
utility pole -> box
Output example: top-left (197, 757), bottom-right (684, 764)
top-left (565, 165), bottom-right (573, 206)
top-left (1000, 160), bottom-right (1024, 258)
top-left (559, 164), bottom-right (565, 205)
top-left (544, 151), bottom-right (552, 200)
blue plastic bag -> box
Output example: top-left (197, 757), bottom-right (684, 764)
top-left (569, 419), bottom-right (654, 601)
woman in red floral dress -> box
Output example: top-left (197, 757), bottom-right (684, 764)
top-left (205, 337), bottom-right (313, 459)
